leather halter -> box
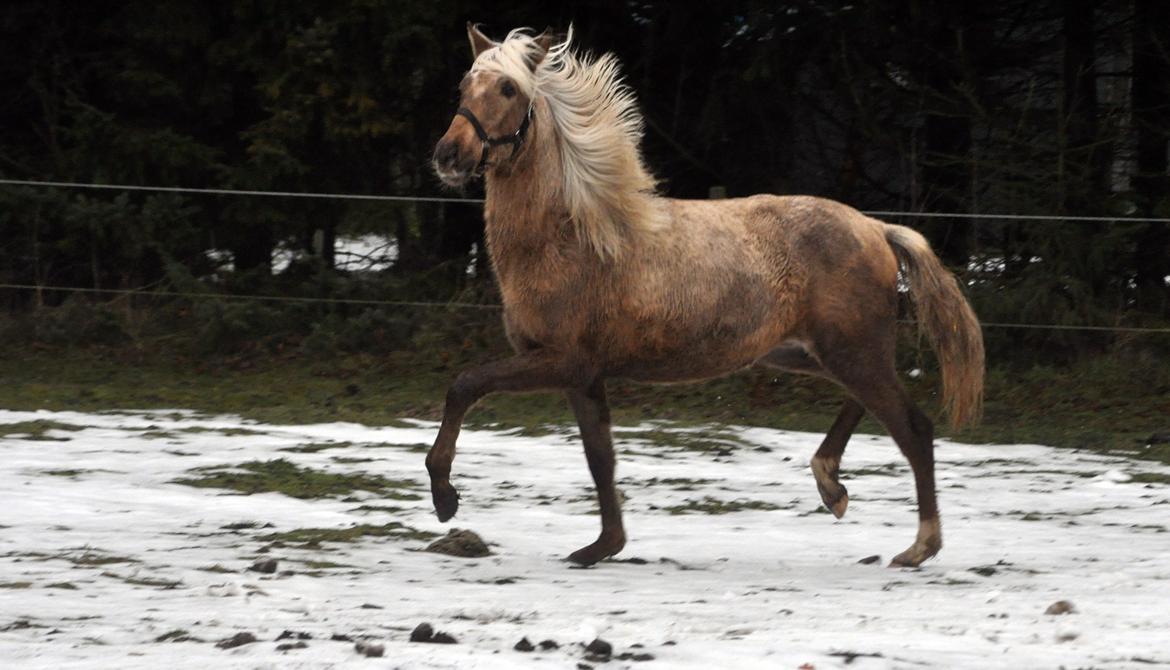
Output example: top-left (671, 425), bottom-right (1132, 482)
top-left (456, 104), bottom-right (533, 174)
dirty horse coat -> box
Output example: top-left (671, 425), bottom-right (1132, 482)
top-left (429, 24), bottom-right (985, 568)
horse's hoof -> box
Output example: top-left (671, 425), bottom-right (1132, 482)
top-left (431, 482), bottom-right (460, 522)
top-left (889, 540), bottom-right (941, 568)
top-left (817, 482), bottom-right (849, 519)
top-left (565, 532), bottom-right (626, 566)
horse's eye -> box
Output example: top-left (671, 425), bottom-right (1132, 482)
top-left (500, 81), bottom-right (516, 98)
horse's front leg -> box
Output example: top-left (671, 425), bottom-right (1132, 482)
top-left (565, 378), bottom-right (625, 566)
top-left (426, 352), bottom-right (578, 522)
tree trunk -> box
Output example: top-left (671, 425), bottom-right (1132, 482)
top-left (915, 1), bottom-right (976, 268)
top-left (1061, 0), bottom-right (1107, 211)
top-left (1132, 0), bottom-right (1170, 312)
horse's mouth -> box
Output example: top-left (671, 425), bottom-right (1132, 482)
top-left (434, 163), bottom-right (474, 188)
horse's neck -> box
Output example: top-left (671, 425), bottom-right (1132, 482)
top-left (482, 119), bottom-right (572, 282)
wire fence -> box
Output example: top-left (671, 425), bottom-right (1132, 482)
top-left (2, 178), bottom-right (1168, 335)
top-left (5, 178), bottom-right (1170, 222)
top-left (3, 283), bottom-right (1168, 334)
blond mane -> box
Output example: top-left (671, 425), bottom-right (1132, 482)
top-left (473, 28), bottom-right (665, 259)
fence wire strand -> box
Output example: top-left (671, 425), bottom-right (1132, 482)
top-left (3, 283), bottom-right (1168, 334)
top-left (3, 178), bottom-right (1168, 334)
top-left (4, 178), bottom-right (1170, 223)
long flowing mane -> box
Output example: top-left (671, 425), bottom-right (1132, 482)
top-left (472, 28), bottom-right (665, 259)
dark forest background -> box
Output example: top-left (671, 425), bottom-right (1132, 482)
top-left (1, 0), bottom-right (1168, 367)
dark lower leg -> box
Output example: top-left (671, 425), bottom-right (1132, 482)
top-left (811, 399), bottom-right (865, 518)
top-left (887, 404), bottom-right (941, 567)
top-left (825, 349), bottom-right (942, 567)
top-left (425, 353), bottom-right (577, 522)
top-left (866, 394), bottom-right (941, 567)
top-left (565, 379), bottom-right (626, 565)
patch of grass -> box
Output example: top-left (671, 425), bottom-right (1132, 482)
top-left (40, 468), bottom-right (108, 478)
top-left (1129, 472), bottom-right (1170, 484)
top-left (0, 581), bottom-right (32, 589)
top-left (0, 420), bottom-right (83, 441)
top-left (220, 521), bottom-right (274, 531)
top-left (636, 477), bottom-right (719, 491)
top-left (198, 564), bottom-right (237, 574)
top-left (57, 550), bottom-right (139, 566)
top-left (171, 459), bottom-right (420, 499)
top-left (615, 428), bottom-right (751, 456)
top-left (45, 581), bottom-right (79, 590)
top-left (155, 629), bottom-right (201, 643)
top-left (258, 522), bottom-right (437, 545)
top-left (101, 572), bottom-right (183, 589)
top-left (280, 441), bottom-right (353, 453)
top-left (2, 331), bottom-right (1169, 466)
top-left (661, 496), bottom-right (787, 515)
top-left (844, 464), bottom-right (904, 478)
top-left (299, 559), bottom-right (353, 569)
top-left (349, 504), bottom-right (407, 515)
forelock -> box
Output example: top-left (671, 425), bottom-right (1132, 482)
top-left (469, 29), bottom-right (541, 97)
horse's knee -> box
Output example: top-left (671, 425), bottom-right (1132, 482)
top-left (446, 370), bottom-right (483, 409)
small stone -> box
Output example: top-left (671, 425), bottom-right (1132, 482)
top-left (584, 637), bottom-right (612, 658)
top-left (331, 633), bottom-right (354, 642)
top-left (276, 641), bottom-right (308, 651)
top-left (577, 664), bottom-right (594, 670)
top-left (355, 641), bottom-right (384, 657)
top-left (616, 652), bottom-right (656, 661)
top-left (216, 632), bottom-right (257, 649)
top-left (1045, 600), bottom-right (1076, 615)
top-left (409, 622), bottom-right (456, 644)
top-left (360, 603), bottom-right (383, 609)
top-left (249, 558), bottom-right (278, 574)
top-left (425, 529), bottom-right (491, 558)
top-left (539, 639), bottom-right (560, 650)
top-left (514, 637), bottom-right (535, 652)
top-left (410, 623), bottom-right (434, 642)
top-left (857, 555), bottom-right (881, 565)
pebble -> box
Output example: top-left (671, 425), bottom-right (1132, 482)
top-left (425, 528), bottom-right (491, 558)
top-left (216, 632), bottom-right (257, 649)
top-left (249, 558), bottom-right (278, 574)
top-left (410, 622), bottom-right (458, 644)
top-left (355, 641), bottom-right (384, 657)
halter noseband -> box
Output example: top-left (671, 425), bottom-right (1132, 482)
top-left (456, 104), bottom-right (534, 174)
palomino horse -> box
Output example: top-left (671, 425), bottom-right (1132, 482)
top-left (429, 24), bottom-right (984, 568)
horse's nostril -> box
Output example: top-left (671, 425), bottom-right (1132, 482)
top-left (434, 141), bottom-right (458, 169)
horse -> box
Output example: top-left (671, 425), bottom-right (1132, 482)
top-left (428, 23), bottom-right (984, 568)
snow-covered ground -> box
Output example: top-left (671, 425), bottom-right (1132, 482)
top-left (2, 408), bottom-right (1169, 669)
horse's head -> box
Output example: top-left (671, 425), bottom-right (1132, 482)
top-left (432, 23), bottom-right (555, 187)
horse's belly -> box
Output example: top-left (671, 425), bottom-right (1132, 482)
top-left (604, 315), bottom-right (787, 383)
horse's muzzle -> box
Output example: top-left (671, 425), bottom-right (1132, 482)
top-left (432, 138), bottom-right (474, 187)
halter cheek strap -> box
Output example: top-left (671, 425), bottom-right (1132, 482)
top-left (456, 104), bottom-right (534, 174)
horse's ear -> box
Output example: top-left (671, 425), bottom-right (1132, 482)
top-left (467, 22), bottom-right (495, 59)
top-left (529, 27), bottom-right (557, 70)
top-left (534, 27), bottom-right (556, 52)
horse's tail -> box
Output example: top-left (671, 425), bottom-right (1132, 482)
top-left (883, 224), bottom-right (985, 430)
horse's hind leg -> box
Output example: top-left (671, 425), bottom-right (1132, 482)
top-left (819, 346), bottom-right (941, 567)
top-left (759, 345), bottom-right (865, 518)
top-left (565, 379), bottom-right (626, 565)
